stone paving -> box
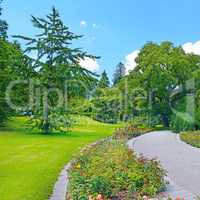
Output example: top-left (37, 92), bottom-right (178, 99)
top-left (128, 131), bottom-right (200, 199)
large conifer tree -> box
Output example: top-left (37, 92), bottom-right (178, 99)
top-left (14, 7), bottom-right (98, 133)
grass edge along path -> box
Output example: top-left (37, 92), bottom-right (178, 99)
top-left (180, 131), bottom-right (200, 148)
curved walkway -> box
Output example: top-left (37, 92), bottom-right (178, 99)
top-left (128, 131), bottom-right (200, 199)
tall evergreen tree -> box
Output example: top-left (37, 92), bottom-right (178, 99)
top-left (0, 0), bottom-right (8, 39)
top-left (14, 7), bottom-right (98, 134)
top-left (0, 0), bottom-right (9, 126)
top-left (113, 62), bottom-right (126, 85)
top-left (98, 70), bottom-right (110, 88)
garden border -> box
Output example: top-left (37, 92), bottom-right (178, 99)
top-left (49, 136), bottom-right (113, 200)
top-left (49, 129), bottom-right (170, 200)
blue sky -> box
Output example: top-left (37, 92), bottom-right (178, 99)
top-left (3, 0), bottom-right (200, 79)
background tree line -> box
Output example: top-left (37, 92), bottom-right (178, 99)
top-left (1, 0), bottom-right (200, 133)
top-left (89, 42), bottom-right (200, 132)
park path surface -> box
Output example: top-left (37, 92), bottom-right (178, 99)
top-left (128, 131), bottom-right (200, 199)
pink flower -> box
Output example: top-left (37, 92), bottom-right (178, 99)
top-left (97, 194), bottom-right (104, 200)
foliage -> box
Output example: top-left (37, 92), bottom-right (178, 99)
top-left (116, 41), bottom-right (200, 129)
top-left (113, 62), bottom-right (126, 85)
top-left (170, 97), bottom-right (195, 132)
top-left (68, 97), bottom-right (94, 117)
top-left (134, 42), bottom-right (195, 127)
top-left (0, 38), bottom-right (27, 126)
top-left (129, 115), bottom-right (150, 128)
top-left (27, 107), bottom-right (74, 132)
top-left (0, 2), bottom-right (9, 125)
top-left (14, 7), bottom-right (98, 133)
top-left (180, 131), bottom-right (200, 148)
top-left (92, 88), bottom-right (121, 123)
top-left (98, 70), bottom-right (110, 88)
top-left (0, 0), bottom-right (8, 39)
top-left (92, 96), bottom-right (120, 124)
top-left (67, 133), bottom-right (166, 200)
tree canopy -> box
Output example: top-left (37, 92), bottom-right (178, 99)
top-left (113, 62), bottom-right (126, 85)
top-left (114, 41), bottom-right (200, 129)
top-left (0, 0), bottom-right (8, 39)
top-left (98, 70), bottom-right (110, 88)
top-left (14, 7), bottom-right (99, 133)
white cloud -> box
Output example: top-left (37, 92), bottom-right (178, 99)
top-left (80, 21), bottom-right (101, 29)
top-left (80, 20), bottom-right (87, 27)
top-left (124, 50), bottom-right (140, 74)
top-left (92, 23), bottom-right (97, 28)
top-left (79, 57), bottom-right (100, 72)
top-left (182, 41), bottom-right (200, 55)
top-left (92, 23), bottom-right (101, 29)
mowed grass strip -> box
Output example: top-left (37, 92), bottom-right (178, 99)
top-left (0, 117), bottom-right (121, 200)
top-left (180, 131), bottom-right (200, 148)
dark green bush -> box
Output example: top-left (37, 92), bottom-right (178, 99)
top-left (170, 97), bottom-right (195, 132)
top-left (171, 114), bottom-right (194, 132)
top-left (91, 97), bottom-right (120, 124)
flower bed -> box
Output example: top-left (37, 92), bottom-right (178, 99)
top-left (114, 126), bottom-right (153, 140)
top-left (66, 128), bottom-right (166, 200)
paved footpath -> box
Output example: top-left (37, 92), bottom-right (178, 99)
top-left (128, 131), bottom-right (200, 199)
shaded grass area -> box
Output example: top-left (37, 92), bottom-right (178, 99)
top-left (180, 131), bottom-right (200, 148)
top-left (0, 117), bottom-right (121, 200)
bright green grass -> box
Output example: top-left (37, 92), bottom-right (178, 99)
top-left (0, 116), bottom-right (121, 200)
top-left (180, 131), bottom-right (200, 148)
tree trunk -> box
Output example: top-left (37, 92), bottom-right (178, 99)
top-left (43, 107), bottom-right (49, 134)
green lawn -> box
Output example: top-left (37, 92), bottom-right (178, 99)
top-left (180, 131), bottom-right (200, 148)
top-left (0, 117), bottom-right (121, 200)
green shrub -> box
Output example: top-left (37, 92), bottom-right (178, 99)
top-left (91, 96), bottom-right (120, 124)
top-left (170, 97), bottom-right (195, 132)
top-left (129, 115), bottom-right (149, 128)
top-left (171, 113), bottom-right (195, 132)
top-left (88, 176), bottom-right (112, 196)
top-left (67, 138), bottom-right (166, 200)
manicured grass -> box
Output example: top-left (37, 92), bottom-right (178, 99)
top-left (0, 116), bottom-right (121, 200)
top-left (180, 131), bottom-right (200, 148)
